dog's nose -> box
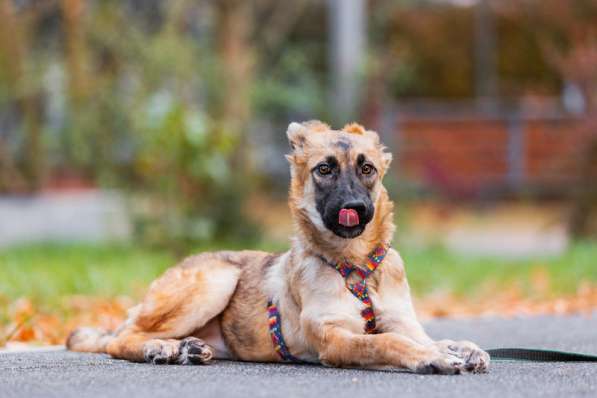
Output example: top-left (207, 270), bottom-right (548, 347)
top-left (341, 200), bottom-right (367, 214)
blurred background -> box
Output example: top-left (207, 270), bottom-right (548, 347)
top-left (1, 0), bottom-right (596, 348)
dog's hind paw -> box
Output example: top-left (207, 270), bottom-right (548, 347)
top-left (178, 337), bottom-right (214, 365)
top-left (143, 337), bottom-right (214, 365)
top-left (143, 339), bottom-right (180, 364)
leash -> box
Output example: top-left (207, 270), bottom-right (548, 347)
top-left (486, 348), bottom-right (597, 362)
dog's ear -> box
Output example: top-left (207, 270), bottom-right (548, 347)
top-left (363, 129), bottom-right (393, 170)
top-left (286, 122), bottom-right (308, 165)
top-left (342, 123), bottom-right (366, 135)
top-left (382, 150), bottom-right (392, 169)
top-left (286, 122), bottom-right (307, 152)
top-left (287, 120), bottom-right (331, 152)
top-left (363, 129), bottom-right (381, 144)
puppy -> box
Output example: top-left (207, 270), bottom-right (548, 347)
top-left (67, 121), bottom-right (489, 374)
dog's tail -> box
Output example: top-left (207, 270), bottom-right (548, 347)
top-left (66, 327), bottom-right (115, 353)
top-left (66, 304), bottom-right (139, 353)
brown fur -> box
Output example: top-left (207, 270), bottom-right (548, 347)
top-left (67, 121), bottom-right (489, 374)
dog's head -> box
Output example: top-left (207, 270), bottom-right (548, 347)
top-left (286, 121), bottom-right (393, 240)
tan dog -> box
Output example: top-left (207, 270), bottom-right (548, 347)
top-left (67, 121), bottom-right (489, 374)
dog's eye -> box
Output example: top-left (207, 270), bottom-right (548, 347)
top-left (317, 164), bottom-right (332, 175)
top-left (361, 164), bottom-right (374, 175)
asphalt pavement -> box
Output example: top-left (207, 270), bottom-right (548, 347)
top-left (2, 314), bottom-right (596, 398)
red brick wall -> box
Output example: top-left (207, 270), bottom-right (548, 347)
top-left (396, 117), bottom-right (586, 196)
top-left (525, 120), bottom-right (586, 185)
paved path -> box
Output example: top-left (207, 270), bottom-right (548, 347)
top-left (2, 315), bottom-right (596, 398)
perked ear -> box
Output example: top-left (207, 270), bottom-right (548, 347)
top-left (286, 122), bottom-right (307, 152)
top-left (363, 129), bottom-right (381, 144)
top-left (363, 128), bottom-right (392, 170)
top-left (382, 151), bottom-right (393, 169)
top-left (342, 122), bottom-right (366, 135)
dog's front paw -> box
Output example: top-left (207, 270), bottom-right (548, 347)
top-left (436, 340), bottom-right (490, 373)
top-left (414, 351), bottom-right (465, 375)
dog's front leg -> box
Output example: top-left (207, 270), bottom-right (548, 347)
top-left (375, 289), bottom-right (490, 373)
top-left (380, 315), bottom-right (490, 374)
top-left (303, 320), bottom-right (465, 374)
top-left (373, 263), bottom-right (490, 373)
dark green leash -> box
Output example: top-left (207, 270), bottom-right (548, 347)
top-left (486, 348), bottom-right (597, 362)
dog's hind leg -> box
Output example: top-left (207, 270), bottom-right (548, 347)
top-left (66, 327), bottom-right (115, 353)
top-left (66, 302), bottom-right (141, 354)
top-left (69, 253), bottom-right (241, 365)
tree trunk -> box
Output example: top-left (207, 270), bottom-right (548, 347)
top-left (0, 0), bottom-right (43, 192)
top-left (60, 0), bottom-right (90, 168)
top-left (214, 0), bottom-right (254, 172)
top-left (568, 122), bottom-right (597, 239)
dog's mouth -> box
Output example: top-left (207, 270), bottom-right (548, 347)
top-left (332, 223), bottom-right (366, 239)
top-left (325, 207), bottom-right (372, 239)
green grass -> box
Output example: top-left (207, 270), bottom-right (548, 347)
top-left (0, 241), bottom-right (596, 307)
top-left (0, 244), bottom-right (175, 305)
top-left (402, 242), bottom-right (597, 297)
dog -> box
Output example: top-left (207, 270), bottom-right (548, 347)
top-left (67, 121), bottom-right (489, 374)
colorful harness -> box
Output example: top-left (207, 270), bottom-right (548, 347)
top-left (267, 244), bottom-right (389, 362)
top-left (267, 300), bottom-right (301, 362)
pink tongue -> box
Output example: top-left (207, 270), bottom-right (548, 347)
top-left (339, 208), bottom-right (360, 227)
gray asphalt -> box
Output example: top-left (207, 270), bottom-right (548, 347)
top-left (2, 315), bottom-right (597, 398)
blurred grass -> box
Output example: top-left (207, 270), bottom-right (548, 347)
top-left (0, 241), bottom-right (288, 308)
top-left (0, 244), bottom-right (174, 306)
top-left (1, 242), bottom-right (596, 306)
top-left (403, 242), bottom-right (597, 298)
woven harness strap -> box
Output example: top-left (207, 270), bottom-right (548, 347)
top-left (267, 300), bottom-right (300, 362)
top-left (267, 245), bottom-right (388, 362)
top-left (330, 245), bottom-right (388, 334)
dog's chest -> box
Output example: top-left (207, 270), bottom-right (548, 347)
top-left (300, 265), bottom-right (383, 331)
